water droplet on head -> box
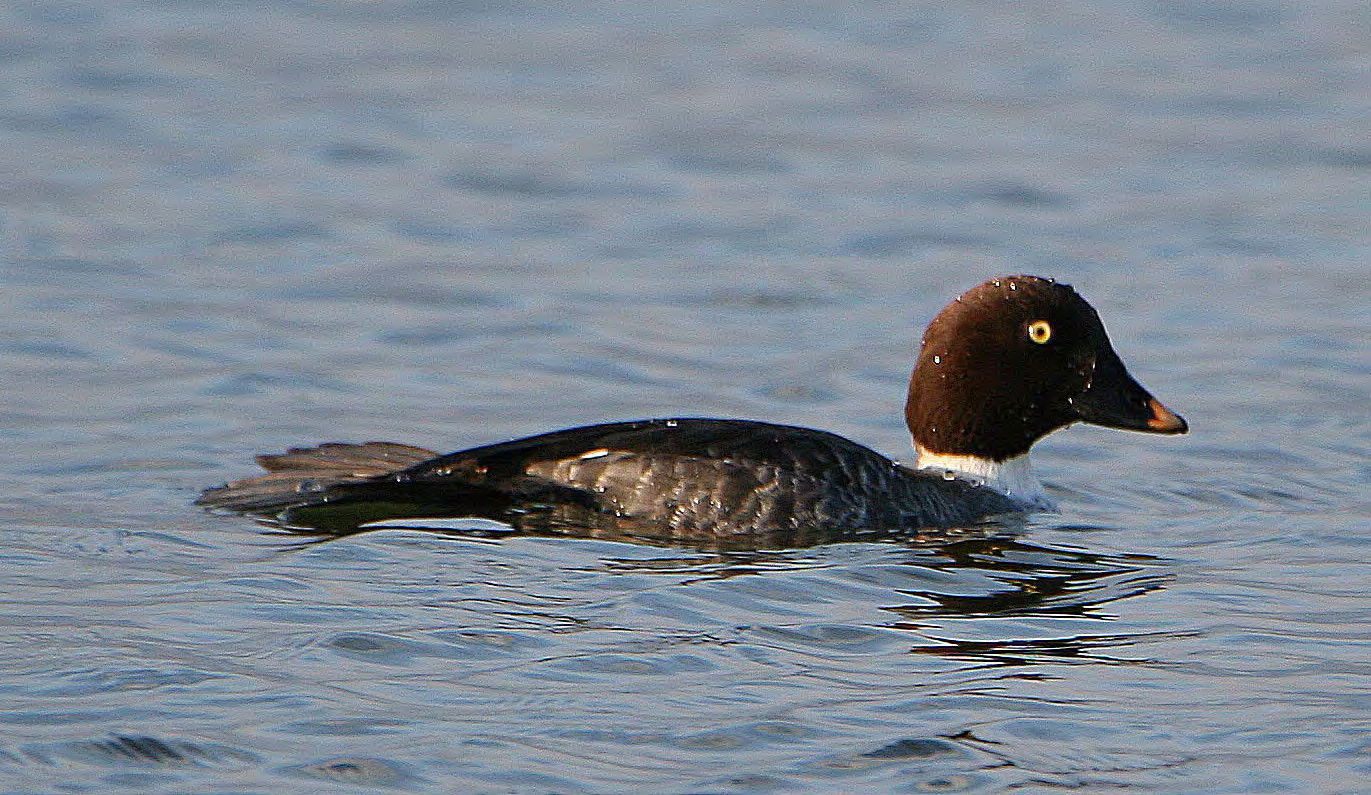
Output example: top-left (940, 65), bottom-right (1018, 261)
top-left (933, 355), bottom-right (941, 364)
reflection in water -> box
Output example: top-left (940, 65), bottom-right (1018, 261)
top-left (217, 504), bottom-right (1189, 790)
top-left (882, 536), bottom-right (1171, 618)
top-left (905, 630), bottom-right (1184, 669)
top-left (254, 509), bottom-right (1173, 667)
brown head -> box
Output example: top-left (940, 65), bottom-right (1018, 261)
top-left (905, 275), bottom-right (1186, 462)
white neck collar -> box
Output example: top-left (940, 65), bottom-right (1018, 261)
top-left (915, 446), bottom-right (1054, 509)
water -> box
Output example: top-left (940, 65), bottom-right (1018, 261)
top-left (1, 0), bottom-right (1368, 791)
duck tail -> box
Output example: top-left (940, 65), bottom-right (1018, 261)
top-left (196, 441), bottom-right (437, 513)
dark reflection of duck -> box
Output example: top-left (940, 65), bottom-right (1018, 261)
top-left (884, 535), bottom-right (1171, 618)
top-left (199, 276), bottom-right (1185, 546)
top-left (579, 534), bottom-right (1168, 605)
top-left (576, 534), bottom-right (1175, 668)
top-left (873, 536), bottom-right (1175, 668)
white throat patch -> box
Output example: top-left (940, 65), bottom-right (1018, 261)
top-left (915, 446), bottom-right (1055, 509)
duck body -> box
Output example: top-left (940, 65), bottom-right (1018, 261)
top-left (202, 419), bottom-right (1021, 541)
top-left (199, 276), bottom-right (1187, 543)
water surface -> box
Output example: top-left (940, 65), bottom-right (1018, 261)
top-left (1, 0), bottom-right (1368, 792)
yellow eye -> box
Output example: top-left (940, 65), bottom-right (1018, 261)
top-left (1027, 320), bottom-right (1052, 344)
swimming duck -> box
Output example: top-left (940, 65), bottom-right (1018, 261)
top-left (199, 275), bottom-right (1186, 542)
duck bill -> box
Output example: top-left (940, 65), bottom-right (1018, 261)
top-left (1071, 350), bottom-right (1188, 434)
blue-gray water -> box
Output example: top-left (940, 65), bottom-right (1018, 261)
top-left (1, 1), bottom-right (1368, 792)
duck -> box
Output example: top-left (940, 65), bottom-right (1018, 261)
top-left (198, 275), bottom-right (1186, 543)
